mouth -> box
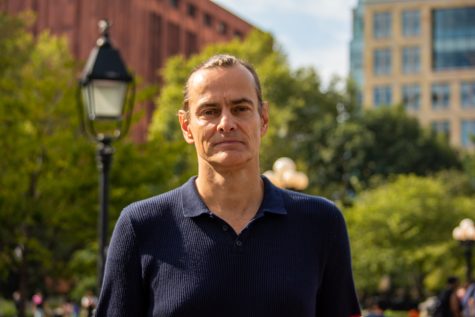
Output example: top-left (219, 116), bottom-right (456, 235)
top-left (213, 140), bottom-right (244, 146)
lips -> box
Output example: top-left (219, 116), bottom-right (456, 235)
top-left (213, 139), bottom-right (244, 147)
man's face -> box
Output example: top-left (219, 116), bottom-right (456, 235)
top-left (179, 64), bottom-right (269, 170)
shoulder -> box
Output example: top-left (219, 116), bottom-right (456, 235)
top-left (119, 181), bottom-right (188, 225)
top-left (283, 189), bottom-right (338, 211)
top-left (262, 176), bottom-right (344, 226)
top-left (282, 189), bottom-right (343, 221)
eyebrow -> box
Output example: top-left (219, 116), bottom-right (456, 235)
top-left (196, 98), bottom-right (254, 110)
top-left (195, 102), bottom-right (219, 112)
top-left (230, 98), bottom-right (254, 106)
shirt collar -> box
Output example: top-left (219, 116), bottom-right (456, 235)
top-left (180, 176), bottom-right (287, 218)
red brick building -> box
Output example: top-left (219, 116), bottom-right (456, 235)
top-left (1, 0), bottom-right (255, 140)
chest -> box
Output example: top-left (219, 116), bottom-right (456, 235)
top-left (140, 216), bottom-right (327, 316)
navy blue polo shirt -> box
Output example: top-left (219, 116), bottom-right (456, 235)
top-left (96, 176), bottom-right (361, 317)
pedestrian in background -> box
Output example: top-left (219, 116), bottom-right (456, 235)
top-left (32, 291), bottom-right (45, 317)
top-left (462, 281), bottom-right (475, 317)
top-left (434, 276), bottom-right (462, 317)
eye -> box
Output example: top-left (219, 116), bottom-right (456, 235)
top-left (232, 105), bottom-right (252, 115)
top-left (199, 107), bottom-right (220, 118)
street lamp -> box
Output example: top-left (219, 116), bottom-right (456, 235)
top-left (453, 218), bottom-right (475, 282)
top-left (77, 20), bottom-right (135, 291)
top-left (263, 157), bottom-right (309, 191)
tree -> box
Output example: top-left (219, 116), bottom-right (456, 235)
top-left (286, 105), bottom-right (462, 202)
top-left (359, 106), bottom-right (461, 178)
top-left (345, 174), bottom-right (475, 301)
top-left (0, 13), bottom-right (98, 315)
top-left (0, 13), bottom-right (198, 310)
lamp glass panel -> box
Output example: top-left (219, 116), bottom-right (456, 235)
top-left (91, 80), bottom-right (127, 119)
top-left (81, 86), bottom-right (94, 119)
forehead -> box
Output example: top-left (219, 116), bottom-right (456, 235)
top-left (187, 65), bottom-right (257, 102)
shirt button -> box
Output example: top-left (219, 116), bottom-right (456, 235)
top-left (222, 225), bottom-right (229, 231)
top-left (235, 240), bottom-right (243, 247)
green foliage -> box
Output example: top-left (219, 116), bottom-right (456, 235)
top-left (384, 311), bottom-right (409, 317)
top-left (0, 12), bottom-right (99, 298)
top-left (287, 105), bottom-right (461, 201)
top-left (0, 12), bottom-right (194, 300)
top-left (346, 174), bottom-right (475, 297)
top-left (360, 107), bottom-right (461, 177)
top-left (462, 151), bottom-right (475, 187)
top-left (0, 298), bottom-right (17, 317)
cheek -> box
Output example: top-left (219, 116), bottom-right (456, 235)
top-left (193, 123), bottom-right (214, 142)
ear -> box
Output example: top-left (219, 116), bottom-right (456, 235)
top-left (178, 110), bottom-right (194, 144)
top-left (260, 101), bottom-right (269, 136)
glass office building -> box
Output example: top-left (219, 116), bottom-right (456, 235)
top-left (350, 0), bottom-right (475, 148)
top-left (432, 7), bottom-right (475, 70)
top-left (349, 0), bottom-right (365, 106)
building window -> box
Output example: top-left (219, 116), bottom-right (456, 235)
top-left (185, 31), bottom-right (198, 57)
top-left (431, 83), bottom-right (450, 109)
top-left (432, 7), bottom-right (475, 70)
top-left (402, 46), bottom-right (420, 73)
top-left (373, 48), bottom-right (391, 75)
top-left (373, 12), bottom-right (392, 38)
top-left (149, 13), bottom-right (163, 81)
top-left (169, 0), bottom-right (180, 8)
top-left (373, 85), bottom-right (392, 107)
top-left (461, 120), bottom-right (475, 147)
top-left (351, 50), bottom-right (363, 70)
top-left (402, 84), bottom-right (420, 110)
top-left (167, 22), bottom-right (180, 56)
top-left (187, 3), bottom-right (196, 18)
top-left (431, 120), bottom-right (450, 139)
top-left (402, 9), bottom-right (420, 36)
top-left (461, 81), bottom-right (475, 108)
top-left (203, 13), bottom-right (213, 27)
top-left (217, 21), bottom-right (228, 35)
top-left (234, 30), bottom-right (243, 39)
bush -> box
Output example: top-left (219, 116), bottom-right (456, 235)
top-left (385, 310), bottom-right (410, 317)
top-left (0, 298), bottom-right (17, 317)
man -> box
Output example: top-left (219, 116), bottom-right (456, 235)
top-left (96, 54), bottom-right (361, 316)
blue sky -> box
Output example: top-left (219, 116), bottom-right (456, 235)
top-left (212, 0), bottom-right (358, 87)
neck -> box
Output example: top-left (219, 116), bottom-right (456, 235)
top-left (195, 162), bottom-right (264, 234)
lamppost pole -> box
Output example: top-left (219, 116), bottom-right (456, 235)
top-left (97, 138), bottom-right (113, 287)
top-left (463, 240), bottom-right (474, 282)
top-left (77, 19), bottom-right (135, 292)
top-left (453, 218), bottom-right (475, 282)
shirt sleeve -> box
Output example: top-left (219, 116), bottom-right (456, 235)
top-left (95, 210), bottom-right (147, 316)
top-left (315, 206), bottom-right (361, 317)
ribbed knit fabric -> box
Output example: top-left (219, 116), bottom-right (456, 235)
top-left (96, 176), bottom-right (361, 317)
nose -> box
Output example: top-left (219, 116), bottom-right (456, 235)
top-left (217, 108), bottom-right (236, 133)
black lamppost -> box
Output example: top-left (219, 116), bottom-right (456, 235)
top-left (453, 218), bottom-right (475, 282)
top-left (77, 20), bottom-right (135, 291)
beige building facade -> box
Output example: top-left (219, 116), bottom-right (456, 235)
top-left (351, 0), bottom-right (475, 147)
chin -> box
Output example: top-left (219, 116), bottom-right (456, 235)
top-left (208, 153), bottom-right (253, 168)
